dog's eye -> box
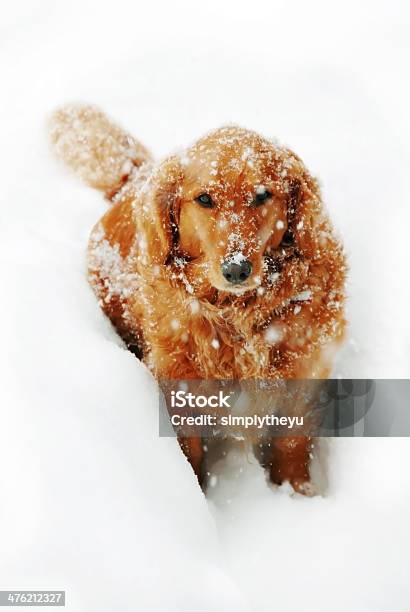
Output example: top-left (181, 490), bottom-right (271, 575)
top-left (195, 193), bottom-right (214, 208)
top-left (251, 187), bottom-right (272, 207)
top-left (281, 229), bottom-right (294, 247)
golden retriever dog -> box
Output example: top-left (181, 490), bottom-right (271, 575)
top-left (50, 105), bottom-right (347, 494)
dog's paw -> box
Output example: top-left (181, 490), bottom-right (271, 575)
top-left (291, 480), bottom-right (319, 497)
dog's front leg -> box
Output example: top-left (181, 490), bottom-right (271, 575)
top-left (178, 436), bottom-right (205, 488)
top-left (268, 435), bottom-right (314, 495)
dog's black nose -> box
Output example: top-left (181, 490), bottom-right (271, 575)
top-left (221, 257), bottom-right (253, 284)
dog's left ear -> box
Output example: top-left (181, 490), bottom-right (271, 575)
top-left (137, 156), bottom-right (183, 265)
top-left (287, 179), bottom-right (301, 227)
top-left (286, 164), bottom-right (323, 256)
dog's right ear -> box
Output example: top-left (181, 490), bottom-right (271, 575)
top-left (137, 156), bottom-right (183, 265)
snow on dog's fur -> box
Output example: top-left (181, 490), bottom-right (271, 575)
top-left (50, 105), bottom-right (347, 493)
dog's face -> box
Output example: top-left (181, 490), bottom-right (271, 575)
top-left (175, 127), bottom-right (316, 295)
top-left (143, 126), bottom-right (323, 298)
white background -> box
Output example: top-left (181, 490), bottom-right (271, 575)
top-left (1, 1), bottom-right (410, 610)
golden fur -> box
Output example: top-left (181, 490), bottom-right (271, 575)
top-left (50, 105), bottom-right (347, 494)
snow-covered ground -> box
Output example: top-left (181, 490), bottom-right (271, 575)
top-left (1, 1), bottom-right (410, 610)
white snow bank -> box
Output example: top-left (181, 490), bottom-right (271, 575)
top-left (0, 190), bottom-right (247, 612)
top-left (208, 439), bottom-right (410, 612)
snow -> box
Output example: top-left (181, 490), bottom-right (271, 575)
top-left (189, 299), bottom-right (201, 314)
top-left (264, 325), bottom-right (283, 344)
top-left (227, 250), bottom-right (247, 264)
top-left (255, 185), bottom-right (267, 194)
top-left (293, 289), bottom-right (313, 302)
top-left (1, 1), bottom-right (410, 611)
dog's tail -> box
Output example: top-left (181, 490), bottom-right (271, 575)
top-left (49, 104), bottom-right (152, 196)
